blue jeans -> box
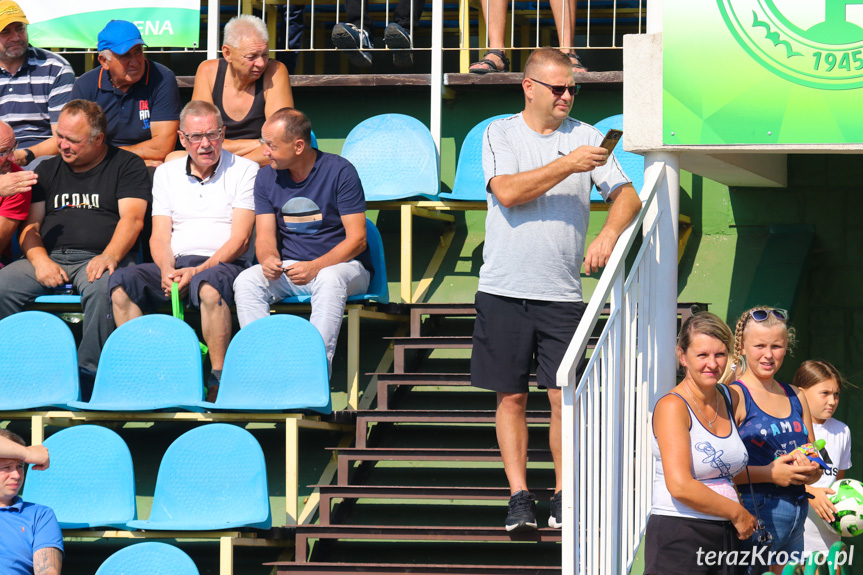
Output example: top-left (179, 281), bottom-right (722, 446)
top-left (737, 490), bottom-right (807, 572)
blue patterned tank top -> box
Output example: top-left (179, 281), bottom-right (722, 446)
top-left (732, 380), bottom-right (808, 496)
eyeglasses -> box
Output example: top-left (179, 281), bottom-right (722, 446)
top-left (0, 143), bottom-right (17, 159)
top-left (749, 308), bottom-right (788, 322)
top-left (529, 78), bottom-right (580, 97)
top-left (180, 128), bottom-right (223, 143)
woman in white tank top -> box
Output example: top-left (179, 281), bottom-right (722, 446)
top-left (644, 311), bottom-right (757, 575)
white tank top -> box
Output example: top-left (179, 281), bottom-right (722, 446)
top-left (650, 391), bottom-right (749, 521)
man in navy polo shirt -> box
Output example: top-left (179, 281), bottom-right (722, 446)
top-left (71, 20), bottom-right (180, 167)
top-left (0, 429), bottom-right (63, 575)
top-left (232, 107), bottom-right (372, 374)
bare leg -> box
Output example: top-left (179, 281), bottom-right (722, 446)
top-left (199, 282), bottom-right (231, 371)
top-left (110, 285), bottom-right (144, 327)
top-left (496, 391), bottom-right (530, 494)
top-left (550, 0), bottom-right (576, 51)
top-left (547, 387), bottom-right (563, 492)
top-left (550, 0), bottom-right (587, 70)
top-left (470, 0), bottom-right (509, 71)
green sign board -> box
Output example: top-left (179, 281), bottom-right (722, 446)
top-left (23, 1), bottom-right (200, 49)
top-left (663, 0), bottom-right (863, 144)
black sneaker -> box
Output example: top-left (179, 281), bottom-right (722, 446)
top-left (548, 490), bottom-right (562, 529)
top-left (505, 490), bottom-right (537, 532)
top-left (332, 22), bottom-right (373, 67)
top-left (383, 22), bottom-right (413, 67)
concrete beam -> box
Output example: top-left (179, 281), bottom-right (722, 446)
top-left (622, 33), bottom-right (863, 188)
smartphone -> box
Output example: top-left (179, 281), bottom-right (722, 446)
top-left (600, 129), bottom-right (623, 154)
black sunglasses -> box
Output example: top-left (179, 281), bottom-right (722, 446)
top-left (529, 78), bottom-right (580, 97)
top-left (749, 308), bottom-right (788, 322)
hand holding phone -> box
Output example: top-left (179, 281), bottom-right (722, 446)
top-left (600, 129), bottom-right (623, 154)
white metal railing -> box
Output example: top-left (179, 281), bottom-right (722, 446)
top-left (556, 160), bottom-right (668, 575)
top-left (49, 0), bottom-right (644, 62)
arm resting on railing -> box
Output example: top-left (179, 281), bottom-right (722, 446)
top-left (583, 183), bottom-right (641, 275)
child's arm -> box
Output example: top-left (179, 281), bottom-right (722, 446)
top-left (806, 483), bottom-right (838, 522)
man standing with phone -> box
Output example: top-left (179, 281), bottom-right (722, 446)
top-left (471, 47), bottom-right (641, 532)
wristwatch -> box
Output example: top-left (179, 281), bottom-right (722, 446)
top-left (23, 149), bottom-right (35, 165)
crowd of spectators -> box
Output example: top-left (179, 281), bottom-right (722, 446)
top-left (0, 4), bottom-right (372, 405)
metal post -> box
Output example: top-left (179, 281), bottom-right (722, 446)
top-left (207, 0), bottom-right (220, 59)
top-left (430, 0), bottom-right (444, 156)
top-left (643, 152), bottom-right (679, 402)
top-left (647, 0), bottom-right (663, 34)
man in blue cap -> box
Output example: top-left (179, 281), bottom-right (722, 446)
top-left (71, 20), bottom-right (180, 167)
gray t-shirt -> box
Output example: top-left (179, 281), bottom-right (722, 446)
top-left (479, 113), bottom-right (631, 302)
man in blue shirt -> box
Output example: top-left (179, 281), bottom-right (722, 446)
top-left (0, 429), bottom-right (63, 575)
top-left (71, 20), bottom-right (180, 167)
top-left (233, 107), bottom-right (371, 374)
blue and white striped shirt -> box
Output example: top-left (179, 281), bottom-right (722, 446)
top-left (0, 46), bottom-right (74, 148)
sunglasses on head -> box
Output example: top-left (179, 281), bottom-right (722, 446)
top-left (529, 78), bottom-right (580, 97)
top-left (748, 308), bottom-right (788, 323)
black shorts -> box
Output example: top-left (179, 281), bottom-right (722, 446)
top-left (470, 291), bottom-right (587, 393)
top-left (108, 255), bottom-right (249, 311)
top-left (644, 514), bottom-right (738, 575)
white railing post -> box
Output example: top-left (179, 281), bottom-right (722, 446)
top-left (643, 152), bottom-right (679, 405)
top-left (430, 0), bottom-right (444, 159)
top-left (647, 0), bottom-right (663, 34)
top-left (207, 0), bottom-right (221, 59)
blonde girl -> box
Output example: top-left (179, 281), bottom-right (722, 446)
top-left (728, 307), bottom-right (822, 574)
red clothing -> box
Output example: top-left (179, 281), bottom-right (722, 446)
top-left (0, 163), bottom-right (29, 264)
top-left (0, 163), bottom-right (30, 221)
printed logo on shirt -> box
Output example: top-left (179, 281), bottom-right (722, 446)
top-left (139, 100), bottom-right (151, 130)
top-left (281, 197), bottom-right (322, 234)
top-left (54, 193), bottom-right (100, 210)
top-left (695, 441), bottom-right (734, 477)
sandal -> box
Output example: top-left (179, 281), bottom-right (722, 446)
top-left (568, 52), bottom-right (588, 73)
top-left (469, 49), bottom-right (510, 74)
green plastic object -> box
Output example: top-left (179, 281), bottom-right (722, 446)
top-left (171, 283), bottom-right (208, 362)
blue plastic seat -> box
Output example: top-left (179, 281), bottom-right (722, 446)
top-left (592, 114), bottom-right (644, 198)
top-left (440, 114), bottom-right (514, 201)
top-left (21, 425), bottom-right (135, 529)
top-left (0, 311), bottom-right (79, 409)
top-left (126, 424), bottom-right (271, 530)
top-left (199, 315), bottom-right (331, 413)
top-left (67, 315), bottom-right (204, 411)
top-left (341, 113), bottom-right (439, 201)
top-left (95, 542), bottom-right (199, 575)
top-left (280, 217), bottom-right (388, 305)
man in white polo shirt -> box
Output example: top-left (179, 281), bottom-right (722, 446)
top-left (108, 100), bottom-right (257, 401)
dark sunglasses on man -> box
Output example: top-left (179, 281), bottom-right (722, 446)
top-left (529, 78), bottom-right (580, 97)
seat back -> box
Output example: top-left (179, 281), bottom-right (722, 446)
top-left (95, 542), bottom-right (199, 575)
top-left (341, 113), bottom-right (439, 201)
top-left (351, 217), bottom-right (389, 303)
top-left (592, 114), bottom-right (644, 197)
top-left (442, 114), bottom-right (514, 201)
top-left (129, 424), bottom-right (270, 530)
top-left (21, 425), bottom-right (135, 529)
top-left (206, 315), bottom-right (331, 413)
top-left (73, 315), bottom-right (203, 410)
top-left (0, 311), bottom-right (79, 409)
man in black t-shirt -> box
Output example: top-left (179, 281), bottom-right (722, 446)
top-left (0, 100), bottom-right (150, 394)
